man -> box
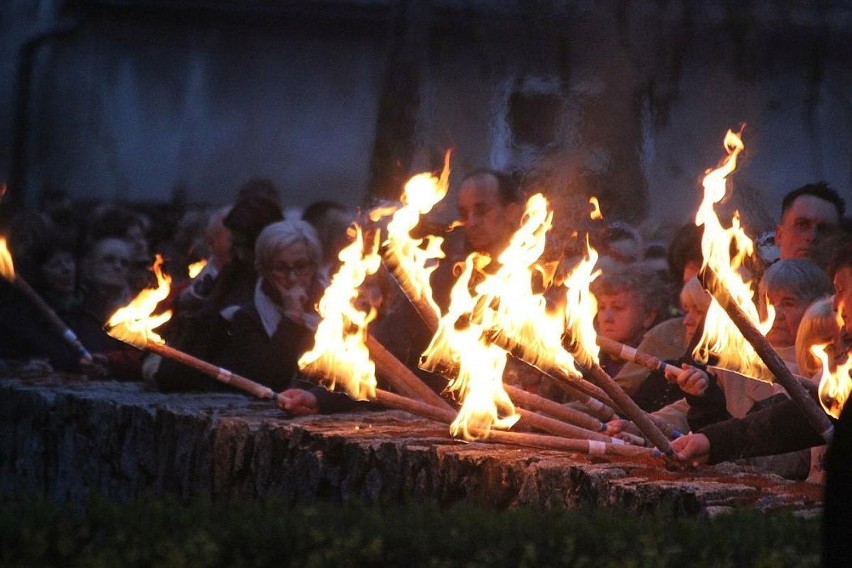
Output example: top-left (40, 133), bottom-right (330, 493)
top-left (774, 182), bottom-right (845, 267)
top-left (455, 169), bottom-right (524, 257)
top-left (670, 241), bottom-right (851, 566)
top-left (431, 168), bottom-right (523, 310)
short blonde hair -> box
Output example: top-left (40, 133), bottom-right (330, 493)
top-left (679, 276), bottom-right (711, 311)
top-left (254, 220), bottom-right (322, 278)
top-left (795, 296), bottom-right (838, 378)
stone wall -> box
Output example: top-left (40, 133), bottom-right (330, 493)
top-left (0, 375), bottom-right (823, 517)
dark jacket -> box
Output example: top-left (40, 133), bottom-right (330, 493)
top-left (696, 396), bottom-right (847, 567)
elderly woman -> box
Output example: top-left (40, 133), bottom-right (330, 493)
top-left (591, 263), bottom-right (669, 383)
top-left (218, 219), bottom-right (324, 390)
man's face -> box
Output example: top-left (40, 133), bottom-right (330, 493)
top-left (834, 267), bottom-right (852, 335)
top-left (457, 176), bottom-right (519, 256)
top-left (775, 195), bottom-right (839, 263)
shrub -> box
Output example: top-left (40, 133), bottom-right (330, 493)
top-left (0, 494), bottom-right (820, 567)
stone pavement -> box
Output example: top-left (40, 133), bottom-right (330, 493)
top-left (0, 375), bottom-right (823, 517)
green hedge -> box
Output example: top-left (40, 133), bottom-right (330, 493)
top-left (0, 495), bottom-right (819, 567)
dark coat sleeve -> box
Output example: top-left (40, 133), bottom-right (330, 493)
top-left (685, 371), bottom-right (732, 431)
top-left (699, 397), bottom-right (828, 464)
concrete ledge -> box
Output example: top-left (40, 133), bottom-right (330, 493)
top-left (0, 375), bottom-right (823, 516)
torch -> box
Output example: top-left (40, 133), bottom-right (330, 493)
top-left (377, 182), bottom-right (622, 423)
top-left (0, 237), bottom-right (93, 363)
top-left (596, 335), bottom-right (819, 397)
top-left (691, 129), bottom-right (833, 442)
top-left (698, 267), bottom-right (833, 440)
top-left (104, 255), bottom-right (281, 402)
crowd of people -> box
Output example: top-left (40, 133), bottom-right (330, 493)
top-left (1, 173), bottom-right (850, 560)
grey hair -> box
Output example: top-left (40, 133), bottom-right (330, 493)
top-left (591, 262), bottom-right (669, 322)
top-left (759, 259), bottom-right (833, 304)
top-left (254, 219), bottom-right (323, 277)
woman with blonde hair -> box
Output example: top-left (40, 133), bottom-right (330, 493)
top-left (795, 296), bottom-right (840, 380)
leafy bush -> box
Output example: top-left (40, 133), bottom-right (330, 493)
top-left (0, 494), bottom-right (819, 567)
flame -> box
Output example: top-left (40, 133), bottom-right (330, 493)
top-left (375, 151), bottom-right (452, 321)
top-left (692, 130), bottom-right (774, 380)
top-left (420, 253), bottom-right (518, 440)
top-left (561, 237), bottom-right (601, 366)
top-left (105, 255), bottom-right (173, 348)
top-left (0, 237), bottom-right (16, 281)
top-left (589, 196), bottom-right (603, 220)
top-left (187, 259), bottom-right (207, 279)
top-left (813, 344), bottom-right (851, 419)
top-left (298, 226), bottom-right (382, 401)
top-left (424, 194), bottom-right (582, 439)
top-left (476, 194), bottom-right (586, 375)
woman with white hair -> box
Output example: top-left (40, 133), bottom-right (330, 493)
top-left (219, 219), bottom-right (325, 392)
top-left (219, 219), bottom-right (366, 416)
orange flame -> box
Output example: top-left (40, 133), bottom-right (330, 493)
top-left (105, 255), bottom-right (173, 348)
top-left (420, 253), bottom-right (517, 440)
top-left (561, 237), bottom-right (601, 366)
top-left (813, 344), bottom-right (851, 419)
top-left (423, 194), bottom-right (583, 439)
top-left (589, 196), bottom-right (603, 220)
top-left (298, 226), bottom-right (382, 401)
top-left (375, 151), bottom-right (452, 322)
top-left (476, 194), bottom-right (586, 375)
top-left (187, 259), bottom-right (207, 279)
top-left (0, 237), bottom-right (16, 281)
top-left (693, 130), bottom-right (774, 380)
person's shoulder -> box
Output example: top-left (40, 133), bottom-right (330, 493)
top-left (644, 317), bottom-right (685, 340)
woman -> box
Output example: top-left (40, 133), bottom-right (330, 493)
top-left (591, 264), bottom-right (668, 378)
top-left (219, 219), bottom-right (324, 390)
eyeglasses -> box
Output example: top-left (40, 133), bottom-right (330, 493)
top-left (270, 259), bottom-right (314, 278)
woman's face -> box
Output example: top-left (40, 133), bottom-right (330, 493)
top-left (86, 238), bottom-right (131, 292)
top-left (41, 251), bottom-right (76, 297)
top-left (595, 290), bottom-right (650, 345)
top-left (764, 288), bottom-right (809, 348)
top-left (267, 241), bottom-right (314, 292)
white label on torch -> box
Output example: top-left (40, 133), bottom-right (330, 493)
top-left (588, 441), bottom-right (606, 456)
top-left (216, 368), bottom-right (233, 383)
top-left (620, 345), bottom-right (637, 360)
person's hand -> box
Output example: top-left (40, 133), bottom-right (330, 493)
top-left (605, 418), bottom-right (641, 440)
top-left (281, 286), bottom-right (309, 322)
top-left (670, 433), bottom-right (711, 466)
top-left (665, 364), bottom-right (709, 396)
top-left (79, 354), bottom-right (110, 380)
top-left (277, 388), bottom-right (319, 416)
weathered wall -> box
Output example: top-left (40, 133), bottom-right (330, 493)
top-left (0, 376), bottom-right (823, 516)
top-left (2, 2), bottom-right (852, 231)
